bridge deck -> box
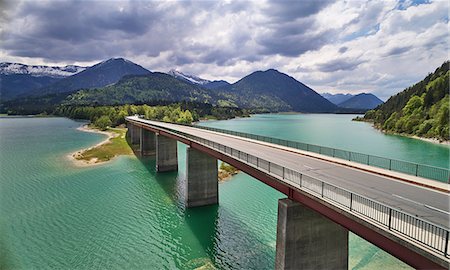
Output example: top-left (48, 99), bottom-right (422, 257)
top-left (129, 116), bottom-right (449, 228)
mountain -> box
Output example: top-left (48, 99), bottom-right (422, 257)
top-left (321, 93), bottom-right (354, 105)
top-left (0, 62), bottom-right (86, 100)
top-left (29, 58), bottom-right (151, 96)
top-left (2, 65), bottom-right (340, 114)
top-left (338, 93), bottom-right (383, 110)
top-left (204, 80), bottom-right (231, 89)
top-left (1, 62), bottom-right (86, 77)
top-left (60, 68), bottom-right (337, 113)
top-left (219, 69), bottom-right (337, 112)
top-left (167, 69), bottom-right (210, 85)
top-left (62, 72), bottom-right (216, 106)
top-left (362, 61), bottom-right (449, 140)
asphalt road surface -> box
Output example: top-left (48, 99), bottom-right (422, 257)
top-left (128, 116), bottom-right (450, 228)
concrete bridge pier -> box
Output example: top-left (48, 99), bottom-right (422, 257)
top-left (129, 124), bottom-right (140, 145)
top-left (185, 146), bottom-right (218, 207)
top-left (126, 122), bottom-right (131, 140)
top-left (140, 128), bottom-right (156, 156)
top-left (275, 198), bottom-right (348, 270)
top-left (156, 134), bottom-right (178, 172)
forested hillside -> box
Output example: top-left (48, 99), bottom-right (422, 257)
top-left (63, 72), bottom-right (216, 106)
top-left (363, 61), bottom-right (449, 140)
top-left (62, 68), bottom-right (338, 112)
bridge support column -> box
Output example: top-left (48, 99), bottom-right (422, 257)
top-left (275, 198), bottom-right (348, 270)
top-left (130, 124), bottom-right (140, 144)
top-left (156, 134), bottom-right (178, 172)
top-left (140, 128), bottom-right (156, 156)
top-left (185, 146), bottom-right (218, 207)
top-left (126, 122), bottom-right (131, 140)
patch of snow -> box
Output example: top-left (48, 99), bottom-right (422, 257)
top-left (167, 69), bottom-right (211, 85)
top-left (0, 62), bottom-right (86, 77)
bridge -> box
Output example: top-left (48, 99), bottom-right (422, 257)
top-left (125, 115), bottom-right (449, 269)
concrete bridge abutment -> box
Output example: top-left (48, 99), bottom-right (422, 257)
top-left (140, 128), bottom-right (156, 156)
top-left (156, 134), bottom-right (178, 172)
top-left (275, 198), bottom-right (348, 270)
top-left (185, 146), bottom-right (218, 208)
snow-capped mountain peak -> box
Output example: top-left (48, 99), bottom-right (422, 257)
top-left (167, 69), bottom-right (211, 85)
top-left (0, 62), bottom-right (86, 78)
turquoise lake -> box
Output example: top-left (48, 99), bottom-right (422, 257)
top-left (1, 114), bottom-right (448, 269)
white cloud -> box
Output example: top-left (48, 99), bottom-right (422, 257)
top-left (0, 0), bottom-right (448, 100)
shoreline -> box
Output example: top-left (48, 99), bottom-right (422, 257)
top-left (218, 169), bottom-right (239, 182)
top-left (412, 135), bottom-right (450, 146)
top-left (68, 125), bottom-right (120, 167)
top-left (355, 118), bottom-right (449, 146)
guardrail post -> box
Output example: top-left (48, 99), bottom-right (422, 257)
top-left (349, 193), bottom-right (353, 210)
top-left (348, 152), bottom-right (351, 161)
top-left (321, 182), bottom-right (324, 197)
top-left (445, 231), bottom-right (449, 257)
top-left (415, 164), bottom-right (419, 176)
top-left (268, 162), bottom-right (271, 173)
top-left (367, 155), bottom-right (370, 165)
top-left (389, 159), bottom-right (392, 170)
top-left (283, 167), bottom-right (285, 179)
top-left (388, 208), bottom-right (392, 230)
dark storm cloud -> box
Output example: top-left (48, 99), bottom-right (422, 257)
top-left (257, 1), bottom-right (335, 57)
top-left (2, 1), bottom-right (169, 61)
top-left (1, 0), bottom-right (336, 65)
top-left (264, 0), bottom-right (333, 20)
top-left (318, 58), bottom-right (366, 72)
top-left (257, 29), bottom-right (331, 57)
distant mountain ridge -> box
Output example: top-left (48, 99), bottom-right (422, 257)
top-left (2, 58), bottom-right (341, 113)
top-left (29, 58), bottom-right (151, 96)
top-left (59, 68), bottom-right (337, 112)
top-left (338, 93), bottom-right (383, 110)
top-left (0, 62), bottom-right (87, 100)
top-left (219, 69), bottom-right (337, 112)
top-left (321, 93), bottom-right (354, 105)
top-left (204, 80), bottom-right (230, 89)
top-left (0, 62), bottom-right (86, 78)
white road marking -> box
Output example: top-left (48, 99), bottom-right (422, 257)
top-left (392, 194), bottom-right (450, 215)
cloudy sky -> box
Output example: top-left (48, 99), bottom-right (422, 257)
top-left (1, 0), bottom-right (448, 100)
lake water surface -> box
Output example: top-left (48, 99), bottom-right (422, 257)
top-left (2, 114), bottom-right (447, 269)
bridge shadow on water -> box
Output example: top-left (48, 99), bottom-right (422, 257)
top-left (134, 145), bottom-right (277, 269)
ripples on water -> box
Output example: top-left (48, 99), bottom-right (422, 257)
top-left (0, 117), bottom-right (418, 269)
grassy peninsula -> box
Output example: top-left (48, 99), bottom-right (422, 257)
top-left (69, 103), bottom-right (247, 169)
top-left (72, 126), bottom-right (133, 165)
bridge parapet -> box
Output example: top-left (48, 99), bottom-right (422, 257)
top-left (171, 122), bottom-right (450, 183)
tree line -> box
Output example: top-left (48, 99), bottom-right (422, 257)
top-left (362, 61), bottom-right (449, 140)
top-left (55, 102), bottom-right (249, 130)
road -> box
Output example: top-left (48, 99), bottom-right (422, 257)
top-left (128, 116), bottom-right (449, 228)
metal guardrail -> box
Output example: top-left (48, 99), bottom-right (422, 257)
top-left (131, 118), bottom-right (450, 258)
top-left (180, 123), bottom-right (450, 183)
